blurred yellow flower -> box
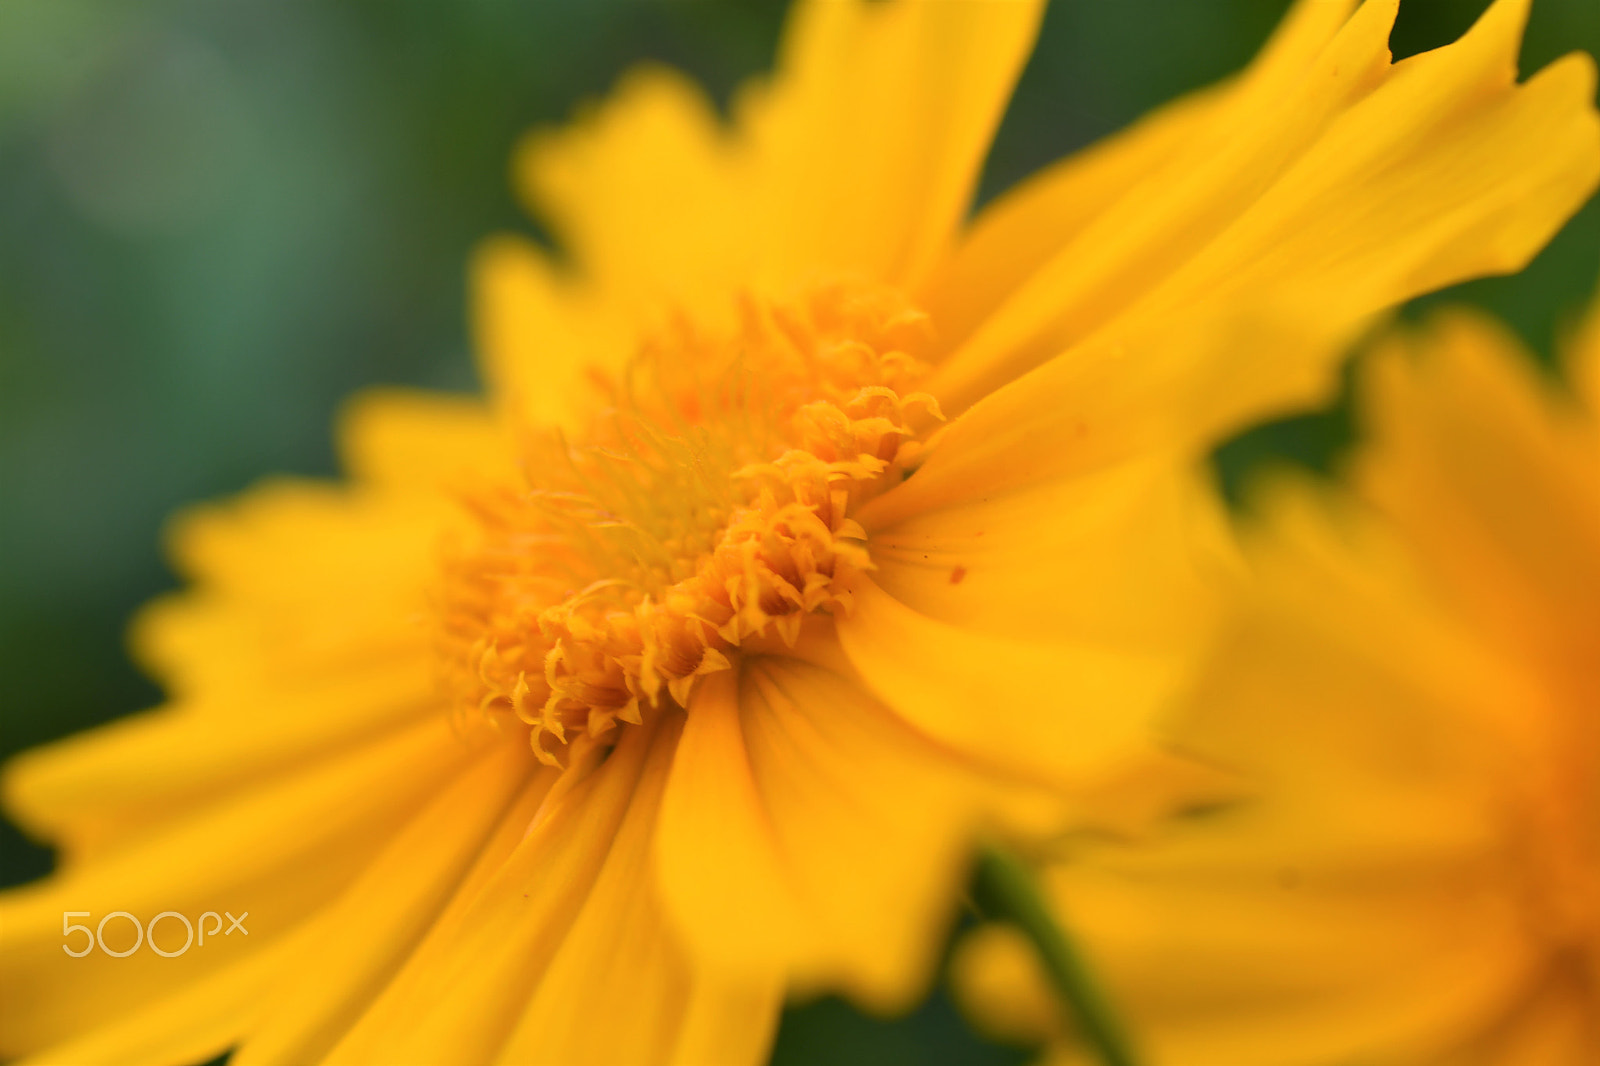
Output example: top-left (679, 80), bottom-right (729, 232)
top-left (953, 299), bottom-right (1600, 1064)
top-left (3, 0), bottom-right (1597, 1063)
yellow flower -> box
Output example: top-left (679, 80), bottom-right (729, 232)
top-left (953, 298), bottom-right (1600, 1064)
top-left (3, 0), bottom-right (1597, 1063)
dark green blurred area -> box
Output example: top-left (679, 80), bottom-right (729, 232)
top-left (0, 0), bottom-right (1595, 1062)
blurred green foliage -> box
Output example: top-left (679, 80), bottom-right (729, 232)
top-left (1, 1), bottom-right (1595, 1062)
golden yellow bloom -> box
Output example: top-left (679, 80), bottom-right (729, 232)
top-left (953, 300), bottom-right (1600, 1064)
top-left (3, 0), bottom-right (1597, 1063)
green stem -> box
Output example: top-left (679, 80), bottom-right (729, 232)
top-left (971, 845), bottom-right (1141, 1066)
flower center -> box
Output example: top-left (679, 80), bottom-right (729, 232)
top-left (436, 283), bottom-right (940, 765)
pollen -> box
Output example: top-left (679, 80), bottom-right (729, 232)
top-left (435, 283), bottom-right (942, 765)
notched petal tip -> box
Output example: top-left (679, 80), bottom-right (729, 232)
top-left (513, 63), bottom-right (730, 242)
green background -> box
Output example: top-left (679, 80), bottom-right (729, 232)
top-left (1, 1), bottom-right (1596, 1062)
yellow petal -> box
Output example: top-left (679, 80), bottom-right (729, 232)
top-left (138, 479), bottom-right (441, 695)
top-left (337, 387), bottom-right (501, 491)
top-left (738, 654), bottom-right (982, 1008)
top-left (1, 663), bottom-right (436, 864)
top-left (1158, 45), bottom-right (1600, 331)
top-left (855, 445), bottom-right (1240, 822)
top-left (1049, 824), bottom-right (1540, 1066)
top-left (867, 455), bottom-right (1236, 651)
top-left (10, 389), bottom-right (502, 856)
top-left (1025, 474), bottom-right (1568, 1066)
top-left (665, 966), bottom-right (785, 1066)
top-left (860, 297), bottom-right (1359, 536)
top-left (11, 923), bottom-right (316, 1066)
top-left (653, 671), bottom-right (806, 978)
top-left (918, 0), bottom-right (1356, 353)
top-left (494, 708), bottom-right (781, 1066)
top-left (0, 714), bottom-right (480, 1058)
top-left (232, 741), bottom-right (536, 1066)
top-left (835, 574), bottom-right (1182, 784)
top-left (656, 654), bottom-right (995, 1012)
top-left (1358, 312), bottom-right (1600, 678)
top-left (471, 233), bottom-right (633, 433)
top-left (918, 82), bottom-right (1224, 355)
top-left (497, 0), bottom-right (1042, 403)
top-left (514, 0), bottom-right (1045, 304)
top-left (928, 0), bottom-right (1600, 416)
top-left (515, 66), bottom-right (750, 328)
top-left (927, 0), bottom-right (1397, 408)
top-left (483, 69), bottom-right (741, 428)
top-left (323, 721), bottom-right (658, 1065)
top-left (10, 407), bottom-right (473, 858)
top-left (1027, 309), bottom-right (1600, 1063)
top-left (744, 0), bottom-right (1044, 289)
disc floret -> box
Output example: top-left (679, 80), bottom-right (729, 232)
top-left (437, 283), bottom-right (941, 764)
